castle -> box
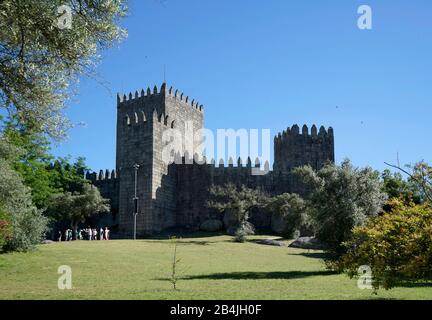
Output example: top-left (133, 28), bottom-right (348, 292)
top-left (86, 83), bottom-right (335, 236)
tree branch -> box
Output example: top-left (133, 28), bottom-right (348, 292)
top-left (384, 162), bottom-right (432, 203)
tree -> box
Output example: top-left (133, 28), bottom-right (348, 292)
top-left (47, 182), bottom-right (110, 239)
top-left (382, 169), bottom-right (418, 201)
top-left (265, 193), bottom-right (309, 238)
top-left (294, 159), bottom-right (387, 257)
top-left (408, 161), bottom-right (432, 203)
top-left (48, 156), bottom-right (88, 194)
top-left (2, 116), bottom-right (91, 209)
top-left (337, 199), bottom-right (432, 290)
top-left (207, 183), bottom-right (267, 238)
top-left (381, 169), bottom-right (422, 208)
top-left (385, 161), bottom-right (432, 204)
top-left (1, 116), bottom-right (56, 208)
top-left (0, 138), bottom-right (47, 251)
top-left (0, 0), bottom-right (127, 139)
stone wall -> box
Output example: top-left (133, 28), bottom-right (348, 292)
top-left (88, 82), bottom-right (335, 236)
top-left (274, 124), bottom-right (334, 173)
top-left (114, 83), bottom-right (204, 236)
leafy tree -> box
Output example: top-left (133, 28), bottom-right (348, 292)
top-left (266, 193), bottom-right (309, 238)
top-left (336, 199), bottom-right (432, 290)
top-left (0, 0), bottom-right (127, 139)
top-left (294, 159), bottom-right (387, 257)
top-left (2, 117), bottom-right (90, 208)
top-left (1, 116), bottom-right (56, 208)
top-left (207, 183), bottom-right (267, 236)
top-left (409, 161), bottom-right (432, 203)
top-left (47, 182), bottom-right (110, 239)
top-left (385, 161), bottom-right (432, 204)
top-left (48, 156), bottom-right (88, 194)
top-left (0, 138), bottom-right (47, 251)
top-left (381, 169), bottom-right (421, 207)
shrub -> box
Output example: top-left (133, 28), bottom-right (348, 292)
top-left (266, 193), bottom-right (310, 238)
top-left (207, 183), bottom-right (267, 234)
top-left (0, 206), bottom-right (12, 251)
top-left (336, 199), bottom-right (432, 290)
top-left (0, 157), bottom-right (47, 251)
top-left (294, 159), bottom-right (387, 257)
top-left (234, 227), bottom-right (248, 243)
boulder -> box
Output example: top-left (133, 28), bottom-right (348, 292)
top-left (288, 237), bottom-right (325, 250)
top-left (199, 219), bottom-right (223, 232)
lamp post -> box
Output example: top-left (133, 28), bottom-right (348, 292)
top-left (133, 164), bottom-right (139, 240)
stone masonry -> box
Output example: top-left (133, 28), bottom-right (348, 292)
top-left (87, 83), bottom-right (335, 236)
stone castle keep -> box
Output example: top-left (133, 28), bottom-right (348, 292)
top-left (87, 83), bottom-right (335, 236)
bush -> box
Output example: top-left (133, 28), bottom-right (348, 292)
top-left (336, 199), bottom-right (432, 290)
top-left (267, 193), bottom-right (310, 238)
top-left (0, 206), bottom-right (12, 251)
top-left (234, 227), bottom-right (247, 243)
top-left (0, 157), bottom-right (47, 251)
top-left (294, 159), bottom-right (387, 257)
top-left (207, 183), bottom-right (267, 233)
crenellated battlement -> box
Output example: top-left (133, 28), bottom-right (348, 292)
top-left (106, 81), bottom-right (336, 236)
top-left (274, 124), bottom-right (335, 173)
top-left (274, 124), bottom-right (334, 143)
top-left (117, 82), bottom-right (204, 112)
top-left (117, 84), bottom-right (162, 105)
top-left (166, 84), bottom-right (204, 112)
top-left (169, 152), bottom-right (270, 175)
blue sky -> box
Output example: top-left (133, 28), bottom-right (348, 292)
top-left (53, 0), bottom-right (432, 172)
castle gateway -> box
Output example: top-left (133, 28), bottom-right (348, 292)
top-left (87, 83), bottom-right (335, 236)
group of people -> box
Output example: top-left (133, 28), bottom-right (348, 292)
top-left (57, 227), bottom-right (110, 241)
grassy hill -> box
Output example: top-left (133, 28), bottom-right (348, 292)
top-left (0, 235), bottom-right (431, 299)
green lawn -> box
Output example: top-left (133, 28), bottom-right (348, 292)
top-left (0, 234), bottom-right (431, 300)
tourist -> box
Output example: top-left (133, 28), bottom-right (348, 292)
top-left (57, 231), bottom-right (62, 242)
top-left (92, 228), bottom-right (97, 240)
top-left (104, 227), bottom-right (110, 240)
top-left (99, 227), bottom-right (104, 240)
top-left (87, 227), bottom-right (92, 240)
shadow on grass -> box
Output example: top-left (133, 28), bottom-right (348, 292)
top-left (248, 238), bottom-right (286, 244)
top-left (143, 240), bottom-right (212, 246)
top-left (289, 252), bottom-right (330, 260)
top-left (179, 270), bottom-right (338, 281)
top-left (357, 296), bottom-right (399, 300)
top-left (398, 281), bottom-right (432, 288)
top-left (144, 230), bottom-right (226, 240)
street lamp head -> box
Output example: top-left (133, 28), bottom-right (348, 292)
top-left (133, 164), bottom-right (140, 170)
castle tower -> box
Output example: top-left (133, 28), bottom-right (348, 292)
top-left (116, 83), bottom-right (204, 235)
top-left (273, 124), bottom-right (335, 174)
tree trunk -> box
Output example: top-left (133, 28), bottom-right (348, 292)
top-left (71, 221), bottom-right (78, 240)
